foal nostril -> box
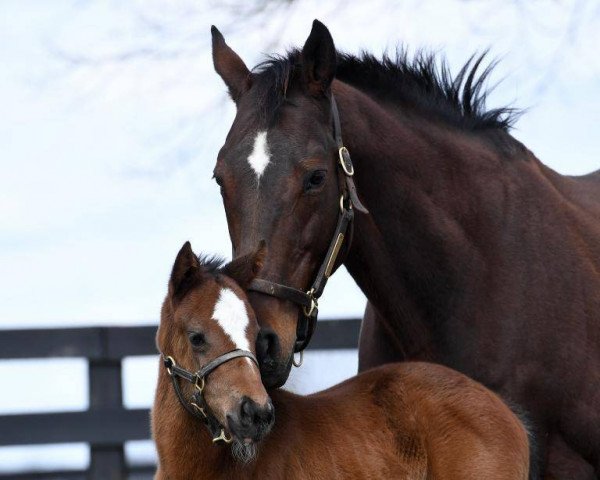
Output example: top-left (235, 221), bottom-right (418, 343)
top-left (256, 330), bottom-right (280, 363)
top-left (239, 398), bottom-right (275, 431)
top-left (240, 398), bottom-right (255, 427)
top-left (261, 401), bottom-right (275, 428)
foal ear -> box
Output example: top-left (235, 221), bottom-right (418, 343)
top-left (301, 19), bottom-right (336, 97)
top-left (211, 25), bottom-right (251, 103)
top-left (169, 242), bottom-right (204, 301)
top-left (221, 241), bottom-right (266, 289)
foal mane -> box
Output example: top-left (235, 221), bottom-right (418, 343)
top-left (197, 253), bottom-right (226, 273)
top-left (252, 47), bottom-right (519, 144)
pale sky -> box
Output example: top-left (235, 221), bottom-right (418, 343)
top-left (0, 0), bottom-right (598, 473)
top-left (1, 0), bottom-right (598, 329)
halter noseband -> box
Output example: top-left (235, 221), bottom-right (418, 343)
top-left (162, 349), bottom-right (259, 444)
top-left (247, 95), bottom-right (368, 353)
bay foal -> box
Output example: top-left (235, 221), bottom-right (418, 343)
top-left (152, 242), bottom-right (531, 479)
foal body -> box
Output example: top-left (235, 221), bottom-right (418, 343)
top-left (155, 362), bottom-right (529, 480)
top-left (153, 243), bottom-right (530, 480)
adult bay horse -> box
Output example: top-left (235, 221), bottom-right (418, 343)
top-left (210, 20), bottom-right (600, 478)
top-left (153, 241), bottom-right (532, 479)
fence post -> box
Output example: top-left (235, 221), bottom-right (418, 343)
top-left (88, 332), bottom-right (126, 480)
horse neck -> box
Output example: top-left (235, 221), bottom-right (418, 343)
top-left (154, 368), bottom-right (234, 479)
top-left (333, 81), bottom-right (532, 358)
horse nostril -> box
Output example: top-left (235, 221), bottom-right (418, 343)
top-left (256, 330), bottom-right (280, 362)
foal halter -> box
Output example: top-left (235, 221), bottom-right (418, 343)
top-left (248, 95), bottom-right (368, 354)
top-left (161, 349), bottom-right (259, 444)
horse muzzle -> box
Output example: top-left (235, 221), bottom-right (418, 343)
top-left (256, 328), bottom-right (293, 388)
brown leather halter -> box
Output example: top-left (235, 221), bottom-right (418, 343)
top-left (162, 349), bottom-right (259, 444)
top-left (248, 95), bottom-right (368, 353)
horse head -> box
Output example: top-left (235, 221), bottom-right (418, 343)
top-left (212, 20), bottom-right (355, 388)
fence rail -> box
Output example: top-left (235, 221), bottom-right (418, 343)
top-left (0, 319), bottom-right (361, 480)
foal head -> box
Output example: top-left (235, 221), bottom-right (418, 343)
top-left (212, 21), bottom-right (344, 387)
top-left (158, 241), bottom-right (274, 448)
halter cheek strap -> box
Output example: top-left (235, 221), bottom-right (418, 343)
top-left (162, 349), bottom-right (259, 444)
top-left (248, 94), bottom-right (368, 353)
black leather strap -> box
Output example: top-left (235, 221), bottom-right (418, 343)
top-left (197, 349), bottom-right (258, 379)
top-left (312, 205), bottom-right (354, 297)
top-left (331, 97), bottom-right (368, 214)
top-left (165, 361), bottom-right (197, 383)
top-left (248, 279), bottom-right (312, 308)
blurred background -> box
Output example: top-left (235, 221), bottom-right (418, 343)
top-left (1, 0), bottom-right (598, 476)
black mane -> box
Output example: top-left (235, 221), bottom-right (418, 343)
top-left (197, 253), bottom-right (226, 273)
top-left (252, 48), bottom-right (519, 134)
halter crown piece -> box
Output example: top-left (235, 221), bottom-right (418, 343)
top-left (162, 349), bottom-right (259, 444)
top-left (248, 94), bottom-right (368, 353)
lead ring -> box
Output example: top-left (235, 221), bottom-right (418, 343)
top-left (293, 350), bottom-right (304, 368)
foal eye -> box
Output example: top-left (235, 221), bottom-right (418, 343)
top-left (304, 170), bottom-right (327, 192)
top-left (188, 332), bottom-right (206, 349)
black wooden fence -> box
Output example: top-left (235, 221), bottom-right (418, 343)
top-left (0, 319), bottom-right (361, 480)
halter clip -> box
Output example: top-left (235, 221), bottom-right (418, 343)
top-left (212, 428), bottom-right (233, 444)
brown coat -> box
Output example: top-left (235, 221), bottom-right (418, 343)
top-left (153, 361), bottom-right (529, 480)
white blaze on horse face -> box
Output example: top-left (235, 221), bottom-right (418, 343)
top-left (247, 131), bottom-right (270, 179)
top-left (212, 287), bottom-right (251, 352)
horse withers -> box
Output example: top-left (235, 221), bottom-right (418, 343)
top-left (152, 242), bottom-right (531, 479)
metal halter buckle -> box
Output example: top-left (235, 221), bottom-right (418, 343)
top-left (338, 146), bottom-right (354, 176)
top-left (302, 288), bottom-right (318, 317)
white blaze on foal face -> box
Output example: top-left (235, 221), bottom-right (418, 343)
top-left (212, 287), bottom-right (251, 351)
top-left (247, 131), bottom-right (270, 179)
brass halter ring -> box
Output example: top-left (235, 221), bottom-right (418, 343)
top-left (293, 350), bottom-right (304, 368)
top-left (165, 356), bottom-right (176, 376)
top-left (339, 194), bottom-right (353, 214)
top-left (212, 428), bottom-right (233, 444)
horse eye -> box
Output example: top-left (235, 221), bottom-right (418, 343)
top-left (304, 170), bottom-right (327, 192)
top-left (188, 332), bottom-right (206, 349)
top-left (213, 175), bottom-right (226, 197)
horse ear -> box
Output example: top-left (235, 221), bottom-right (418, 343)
top-left (301, 19), bottom-right (336, 97)
top-left (169, 241), bottom-right (204, 301)
top-left (221, 241), bottom-right (266, 289)
top-left (211, 25), bottom-right (251, 103)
